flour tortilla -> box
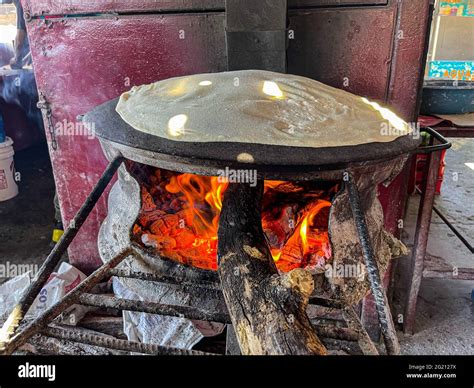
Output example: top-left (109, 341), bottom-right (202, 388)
top-left (116, 70), bottom-right (412, 148)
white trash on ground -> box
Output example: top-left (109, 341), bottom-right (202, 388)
top-left (113, 278), bottom-right (225, 349)
top-left (1, 262), bottom-right (224, 349)
top-left (0, 262), bottom-right (89, 325)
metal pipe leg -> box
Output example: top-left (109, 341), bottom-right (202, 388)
top-left (404, 149), bottom-right (443, 334)
top-left (0, 156), bottom-right (124, 349)
top-left (346, 177), bottom-right (401, 355)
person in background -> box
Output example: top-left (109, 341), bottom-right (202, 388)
top-left (9, 0), bottom-right (30, 69)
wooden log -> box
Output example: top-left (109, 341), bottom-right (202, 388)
top-left (217, 182), bottom-right (327, 355)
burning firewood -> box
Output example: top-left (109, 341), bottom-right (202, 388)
top-left (137, 209), bottom-right (166, 228)
top-left (140, 187), bottom-right (157, 212)
top-left (149, 214), bottom-right (180, 235)
top-left (218, 182), bottom-right (327, 355)
top-left (141, 234), bottom-right (176, 251)
top-left (132, 168), bottom-right (336, 274)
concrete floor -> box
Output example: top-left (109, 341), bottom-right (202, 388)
top-left (0, 139), bottom-right (472, 354)
top-left (394, 138), bottom-right (474, 355)
top-left (0, 143), bottom-right (55, 283)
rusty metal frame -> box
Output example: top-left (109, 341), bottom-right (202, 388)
top-left (434, 126), bottom-right (474, 138)
top-left (343, 127), bottom-right (453, 347)
top-left (1, 254), bottom-right (382, 355)
top-left (0, 152), bottom-right (381, 356)
top-left (1, 251), bottom-right (382, 355)
top-left (42, 326), bottom-right (211, 356)
top-left (403, 127), bottom-right (453, 334)
top-left (346, 177), bottom-right (400, 355)
top-left (0, 151), bottom-right (382, 356)
top-left (0, 156), bottom-right (218, 356)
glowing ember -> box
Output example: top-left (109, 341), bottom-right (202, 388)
top-left (132, 167), bottom-right (338, 272)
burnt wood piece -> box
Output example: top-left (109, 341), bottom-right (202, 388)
top-left (342, 307), bottom-right (379, 355)
top-left (217, 182), bottom-right (327, 355)
top-left (310, 298), bottom-right (379, 355)
top-left (78, 316), bottom-right (127, 339)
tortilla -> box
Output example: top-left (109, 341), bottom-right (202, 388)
top-left (116, 70), bottom-right (412, 148)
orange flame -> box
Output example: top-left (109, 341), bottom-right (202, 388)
top-left (135, 171), bottom-right (335, 272)
top-left (299, 200), bottom-right (331, 256)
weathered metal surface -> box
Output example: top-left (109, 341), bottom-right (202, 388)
top-left (98, 137), bottom-right (419, 183)
top-left (20, 324), bottom-right (127, 355)
top-left (403, 147), bottom-right (443, 334)
top-left (363, 0), bottom-right (432, 338)
top-left (377, 0), bottom-right (433, 235)
top-left (226, 0), bottom-right (287, 72)
top-left (399, 132), bottom-right (452, 335)
top-left (43, 326), bottom-right (215, 355)
top-left (288, 7), bottom-right (395, 100)
top-left (79, 293), bottom-right (232, 323)
top-left (86, 98), bottom-right (420, 170)
top-left (109, 268), bottom-right (221, 290)
top-left (387, 0), bottom-right (434, 121)
top-left (346, 177), bottom-right (400, 355)
top-left (27, 14), bottom-right (226, 272)
top-left (23, 0), bottom-right (387, 17)
top-left (291, 0), bottom-right (387, 6)
top-left (23, 0), bottom-right (224, 16)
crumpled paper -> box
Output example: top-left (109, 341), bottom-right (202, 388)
top-left (0, 262), bottom-right (88, 325)
top-left (113, 278), bottom-right (225, 349)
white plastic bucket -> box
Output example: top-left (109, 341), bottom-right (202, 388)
top-left (0, 137), bottom-right (19, 201)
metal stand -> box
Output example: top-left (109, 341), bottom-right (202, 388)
top-left (346, 177), bottom-right (401, 355)
top-left (402, 127), bottom-right (467, 334)
top-left (1, 152), bottom-right (404, 355)
top-left (0, 156), bottom-right (381, 355)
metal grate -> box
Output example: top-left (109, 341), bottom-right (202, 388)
top-left (5, 137), bottom-right (453, 355)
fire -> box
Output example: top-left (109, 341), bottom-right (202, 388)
top-left (133, 167), bottom-right (337, 272)
top-left (165, 174), bottom-right (227, 237)
top-left (299, 200), bottom-right (332, 256)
